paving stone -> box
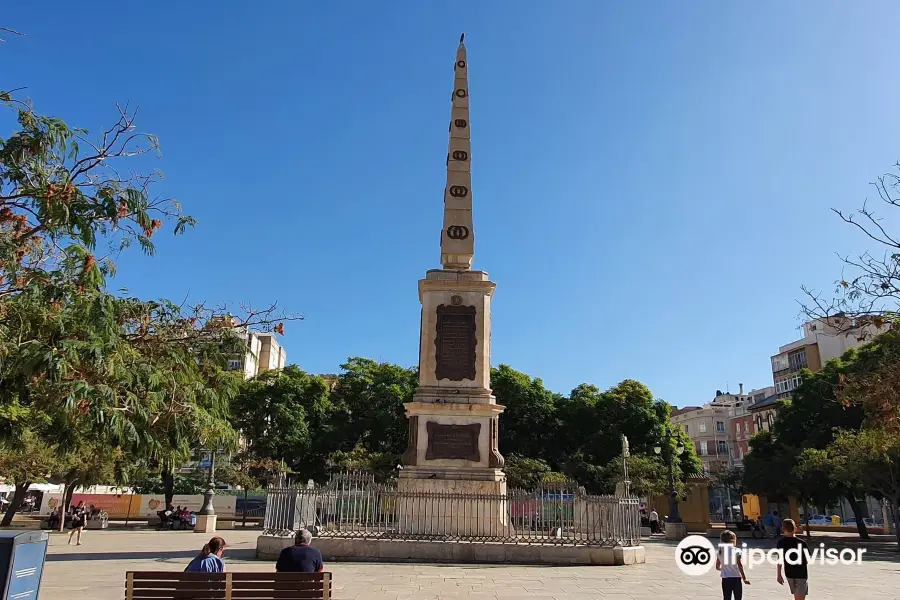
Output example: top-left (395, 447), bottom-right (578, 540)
top-left (35, 530), bottom-right (899, 599)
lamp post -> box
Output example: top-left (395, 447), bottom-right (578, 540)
top-left (654, 428), bottom-right (685, 524)
top-left (198, 449), bottom-right (217, 516)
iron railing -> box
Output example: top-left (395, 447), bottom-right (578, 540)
top-left (263, 471), bottom-right (641, 547)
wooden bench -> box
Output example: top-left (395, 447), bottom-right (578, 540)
top-left (125, 571), bottom-right (332, 599)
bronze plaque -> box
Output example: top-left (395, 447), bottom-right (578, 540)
top-left (425, 422), bottom-right (480, 461)
top-left (435, 304), bottom-right (476, 381)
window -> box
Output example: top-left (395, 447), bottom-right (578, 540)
top-left (227, 359), bottom-right (242, 371)
top-left (789, 349), bottom-right (808, 371)
top-left (767, 413), bottom-right (775, 429)
top-left (717, 440), bottom-right (729, 456)
top-left (716, 421), bottom-right (725, 433)
top-left (684, 424), bottom-right (689, 434)
top-left (756, 415), bottom-right (763, 431)
top-left (698, 444), bottom-right (707, 456)
top-left (772, 354), bottom-right (789, 372)
top-left (699, 422), bottom-right (707, 433)
top-left (743, 421), bottom-right (749, 433)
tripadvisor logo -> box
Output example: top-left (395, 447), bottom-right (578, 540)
top-left (675, 535), bottom-right (866, 576)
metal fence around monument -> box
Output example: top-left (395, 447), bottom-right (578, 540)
top-left (263, 471), bottom-right (641, 547)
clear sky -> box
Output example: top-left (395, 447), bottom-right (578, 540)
top-left (4, 1), bottom-right (900, 406)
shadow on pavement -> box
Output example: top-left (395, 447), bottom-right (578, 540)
top-left (47, 548), bottom-right (259, 562)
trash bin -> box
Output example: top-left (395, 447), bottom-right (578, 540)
top-left (0, 530), bottom-right (49, 600)
top-left (831, 515), bottom-right (841, 526)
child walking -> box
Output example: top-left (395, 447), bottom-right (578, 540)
top-left (716, 530), bottom-right (751, 600)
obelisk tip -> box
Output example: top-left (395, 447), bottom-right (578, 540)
top-left (459, 33), bottom-right (465, 44)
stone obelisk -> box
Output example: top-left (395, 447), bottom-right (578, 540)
top-left (398, 36), bottom-right (508, 535)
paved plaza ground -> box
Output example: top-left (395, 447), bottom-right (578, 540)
top-left (36, 528), bottom-right (898, 599)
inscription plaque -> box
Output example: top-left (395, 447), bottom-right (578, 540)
top-left (435, 304), bottom-right (477, 381)
top-left (425, 422), bottom-right (481, 461)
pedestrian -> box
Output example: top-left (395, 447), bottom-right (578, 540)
top-left (716, 530), bottom-right (750, 600)
top-left (649, 508), bottom-right (660, 534)
top-left (776, 519), bottom-right (809, 600)
top-left (185, 536), bottom-right (227, 573)
top-left (764, 509), bottom-right (779, 539)
top-left (773, 510), bottom-right (783, 537)
top-left (68, 501), bottom-right (86, 545)
top-left (275, 529), bottom-right (324, 573)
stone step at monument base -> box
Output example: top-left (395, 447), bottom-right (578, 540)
top-left (399, 466), bottom-right (505, 483)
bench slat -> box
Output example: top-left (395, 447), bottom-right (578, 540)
top-left (231, 573), bottom-right (327, 581)
top-left (134, 581), bottom-right (227, 590)
top-left (131, 572), bottom-right (228, 581)
top-left (231, 583), bottom-right (323, 590)
top-left (132, 590), bottom-right (225, 600)
top-left (231, 590), bottom-right (324, 600)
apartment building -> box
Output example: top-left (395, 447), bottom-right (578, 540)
top-left (205, 316), bottom-right (287, 379)
top-left (730, 386), bottom-right (775, 459)
top-left (671, 385), bottom-right (775, 472)
top-left (771, 316), bottom-right (885, 399)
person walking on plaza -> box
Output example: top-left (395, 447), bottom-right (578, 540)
top-left (716, 530), bottom-right (750, 600)
top-left (276, 529), bottom-right (324, 573)
top-left (649, 508), bottom-right (660, 534)
top-left (68, 501), bottom-right (86, 545)
top-left (764, 509), bottom-right (781, 539)
top-left (185, 537), bottom-right (227, 573)
top-left (776, 519), bottom-right (809, 600)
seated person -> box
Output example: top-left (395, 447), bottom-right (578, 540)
top-left (276, 529), bottom-right (324, 573)
top-left (157, 504), bottom-right (175, 527)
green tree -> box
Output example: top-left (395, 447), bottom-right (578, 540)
top-left (743, 431), bottom-right (799, 500)
top-left (328, 358), bottom-right (417, 474)
top-left (0, 432), bottom-right (58, 526)
top-left (231, 366), bottom-right (332, 482)
top-left (491, 365), bottom-right (561, 462)
top-left (772, 352), bottom-right (872, 537)
top-left (619, 454), bottom-right (672, 499)
top-left (830, 428), bottom-right (900, 548)
top-left (503, 454), bottom-right (567, 489)
top-left (554, 381), bottom-right (700, 492)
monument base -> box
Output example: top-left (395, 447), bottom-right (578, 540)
top-left (665, 522), bottom-right (687, 540)
top-left (397, 473), bottom-right (512, 537)
top-left (194, 514), bottom-right (217, 534)
top-left (256, 535), bottom-right (645, 566)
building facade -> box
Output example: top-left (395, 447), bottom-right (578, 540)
top-left (771, 317), bottom-right (885, 399)
top-left (730, 386), bottom-right (775, 460)
top-left (226, 331), bottom-right (287, 379)
top-left (672, 385), bottom-right (774, 472)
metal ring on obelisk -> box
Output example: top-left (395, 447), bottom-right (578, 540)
top-left (455, 89), bottom-right (467, 97)
top-left (447, 226), bottom-right (469, 240)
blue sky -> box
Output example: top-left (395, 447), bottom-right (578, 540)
top-left (4, 1), bottom-right (900, 406)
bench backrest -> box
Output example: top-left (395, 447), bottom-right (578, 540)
top-left (125, 571), bottom-right (332, 599)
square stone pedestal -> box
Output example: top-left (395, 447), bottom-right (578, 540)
top-left (397, 473), bottom-right (513, 537)
top-left (194, 514), bottom-right (217, 534)
top-left (665, 522), bottom-right (687, 540)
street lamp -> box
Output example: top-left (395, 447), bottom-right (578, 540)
top-left (654, 428), bottom-right (685, 523)
top-left (198, 449), bottom-right (217, 516)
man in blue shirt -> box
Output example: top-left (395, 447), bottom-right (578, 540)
top-left (276, 529), bottom-right (324, 573)
top-left (185, 536), bottom-right (226, 573)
